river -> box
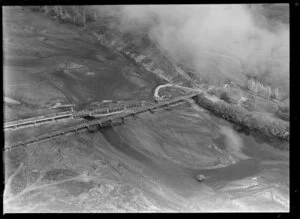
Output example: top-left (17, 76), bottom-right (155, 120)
top-left (97, 102), bottom-right (289, 209)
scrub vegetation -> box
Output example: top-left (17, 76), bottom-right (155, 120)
top-left (195, 93), bottom-right (289, 143)
top-left (4, 5), bottom-right (289, 212)
top-left (274, 104), bottom-right (289, 122)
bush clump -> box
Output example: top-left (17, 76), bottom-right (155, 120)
top-left (275, 105), bottom-right (290, 121)
top-left (207, 87), bottom-right (235, 104)
top-left (242, 99), bottom-right (255, 111)
top-left (220, 91), bottom-right (231, 103)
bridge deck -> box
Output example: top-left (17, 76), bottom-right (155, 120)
top-left (4, 101), bottom-right (150, 130)
top-left (5, 92), bottom-right (199, 151)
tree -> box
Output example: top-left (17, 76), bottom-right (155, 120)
top-left (43, 6), bottom-right (50, 15)
top-left (275, 105), bottom-right (289, 121)
top-left (82, 7), bottom-right (86, 28)
top-left (242, 99), bottom-right (255, 111)
top-left (220, 91), bottom-right (231, 103)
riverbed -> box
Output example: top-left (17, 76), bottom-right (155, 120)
top-left (95, 101), bottom-right (289, 211)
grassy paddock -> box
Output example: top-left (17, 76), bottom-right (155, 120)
top-left (194, 93), bottom-right (289, 143)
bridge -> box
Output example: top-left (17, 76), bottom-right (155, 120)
top-left (4, 101), bottom-right (149, 130)
top-left (5, 91), bottom-right (200, 151)
top-left (4, 111), bottom-right (74, 130)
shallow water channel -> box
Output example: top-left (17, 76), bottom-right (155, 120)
top-left (99, 103), bottom-right (288, 198)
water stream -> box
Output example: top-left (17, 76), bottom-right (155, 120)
top-left (99, 107), bottom-right (287, 194)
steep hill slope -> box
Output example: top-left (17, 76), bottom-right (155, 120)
top-left (87, 21), bottom-right (193, 86)
top-left (3, 7), bottom-right (164, 121)
top-left (4, 6), bottom-right (289, 213)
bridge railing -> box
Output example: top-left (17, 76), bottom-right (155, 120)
top-left (5, 93), bottom-right (200, 150)
top-left (5, 93), bottom-right (201, 148)
top-left (5, 99), bottom-right (160, 128)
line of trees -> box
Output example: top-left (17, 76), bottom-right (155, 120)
top-left (27, 6), bottom-right (98, 28)
top-left (246, 79), bottom-right (280, 100)
top-left (195, 93), bottom-right (289, 143)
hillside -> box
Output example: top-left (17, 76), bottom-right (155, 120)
top-left (3, 6), bottom-right (289, 213)
top-left (3, 6), bottom-right (164, 121)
